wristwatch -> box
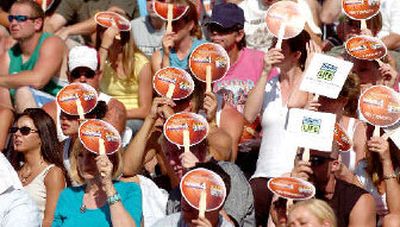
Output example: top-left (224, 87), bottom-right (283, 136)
top-left (107, 193), bottom-right (122, 205)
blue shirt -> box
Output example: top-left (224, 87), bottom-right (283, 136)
top-left (168, 39), bottom-right (206, 70)
top-left (53, 181), bottom-right (142, 227)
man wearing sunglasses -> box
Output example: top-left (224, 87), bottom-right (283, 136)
top-left (43, 45), bottom-right (127, 140)
top-left (291, 148), bottom-right (376, 227)
top-left (0, 0), bottom-right (65, 113)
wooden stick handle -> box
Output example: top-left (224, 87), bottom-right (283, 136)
top-left (183, 129), bottom-right (190, 153)
top-left (198, 188), bottom-right (207, 218)
top-left (275, 23), bottom-right (286, 49)
top-left (206, 65), bottom-right (212, 93)
top-left (99, 137), bottom-right (106, 176)
top-left (302, 147), bottom-right (310, 162)
top-left (41, 0), bottom-right (47, 11)
top-left (373, 125), bottom-right (381, 137)
top-left (360, 19), bottom-right (367, 30)
top-left (167, 4), bottom-right (173, 33)
top-left (75, 97), bottom-right (85, 120)
top-left (166, 83), bottom-right (175, 99)
top-left (111, 19), bottom-right (121, 40)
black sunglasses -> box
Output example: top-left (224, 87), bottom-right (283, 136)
top-left (70, 69), bottom-right (96, 79)
top-left (9, 126), bottom-right (38, 136)
top-left (207, 24), bottom-right (239, 35)
top-left (8, 15), bottom-right (38, 23)
top-left (309, 155), bottom-right (334, 166)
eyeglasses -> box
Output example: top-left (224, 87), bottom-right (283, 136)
top-left (9, 126), bottom-right (38, 136)
top-left (207, 24), bottom-right (238, 35)
top-left (70, 69), bottom-right (96, 79)
top-left (8, 15), bottom-right (38, 23)
top-left (309, 155), bottom-right (334, 166)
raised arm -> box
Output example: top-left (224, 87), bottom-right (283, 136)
top-left (0, 36), bottom-right (65, 89)
top-left (244, 48), bottom-right (283, 123)
top-left (348, 193), bottom-right (376, 227)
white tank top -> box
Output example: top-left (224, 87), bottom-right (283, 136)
top-left (252, 77), bottom-right (297, 178)
top-left (24, 164), bottom-right (55, 220)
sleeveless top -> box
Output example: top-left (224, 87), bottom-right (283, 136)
top-left (100, 52), bottom-right (149, 110)
top-left (327, 179), bottom-right (368, 227)
top-left (167, 38), bottom-right (206, 70)
top-left (24, 164), bottom-right (55, 220)
top-left (8, 33), bottom-right (63, 97)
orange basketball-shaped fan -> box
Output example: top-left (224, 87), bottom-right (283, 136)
top-left (79, 119), bottom-right (121, 155)
top-left (268, 177), bottom-right (316, 200)
top-left (345, 35), bottom-right (387, 61)
top-left (153, 0), bottom-right (189, 21)
top-left (359, 85), bottom-right (400, 127)
top-left (56, 83), bottom-right (98, 116)
top-left (153, 67), bottom-right (195, 100)
top-left (189, 43), bottom-right (230, 83)
top-left (34, 0), bottom-right (55, 12)
top-left (342, 0), bottom-right (380, 20)
top-left (180, 168), bottom-right (227, 211)
top-left (94, 11), bottom-right (131, 31)
top-left (164, 112), bottom-right (209, 147)
top-left (334, 123), bottom-right (352, 152)
top-left (265, 1), bottom-right (305, 40)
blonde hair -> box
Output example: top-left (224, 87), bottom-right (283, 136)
top-left (289, 199), bottom-right (337, 227)
top-left (69, 139), bottom-right (123, 185)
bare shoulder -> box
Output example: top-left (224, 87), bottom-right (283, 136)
top-left (44, 166), bottom-right (66, 187)
top-left (40, 35), bottom-right (65, 53)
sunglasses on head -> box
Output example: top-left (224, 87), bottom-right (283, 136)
top-left (9, 126), bottom-right (38, 136)
top-left (70, 69), bottom-right (96, 79)
top-left (8, 15), bottom-right (38, 23)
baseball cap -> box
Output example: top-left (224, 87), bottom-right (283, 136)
top-left (204, 3), bottom-right (244, 29)
top-left (68, 46), bottom-right (98, 72)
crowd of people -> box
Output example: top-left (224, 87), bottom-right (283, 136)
top-left (0, 0), bottom-right (400, 226)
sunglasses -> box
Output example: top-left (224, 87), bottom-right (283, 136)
top-left (207, 24), bottom-right (238, 35)
top-left (309, 155), bottom-right (334, 166)
top-left (70, 69), bottom-right (96, 79)
top-left (8, 15), bottom-right (38, 23)
top-left (9, 126), bottom-right (38, 136)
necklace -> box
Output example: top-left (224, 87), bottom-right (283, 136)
top-left (19, 159), bottom-right (45, 184)
top-left (80, 204), bottom-right (87, 213)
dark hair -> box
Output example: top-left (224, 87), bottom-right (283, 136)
top-left (180, 0), bottom-right (202, 39)
top-left (341, 73), bottom-right (360, 118)
top-left (9, 108), bottom-right (64, 171)
top-left (193, 161), bottom-right (231, 197)
top-left (85, 100), bottom-right (108, 119)
top-left (13, 0), bottom-right (45, 20)
top-left (286, 30), bottom-right (311, 70)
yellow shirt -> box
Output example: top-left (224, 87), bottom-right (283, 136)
top-left (100, 53), bottom-right (149, 109)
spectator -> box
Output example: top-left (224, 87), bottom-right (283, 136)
top-left (44, 0), bottom-right (137, 43)
top-left (131, 0), bottom-right (165, 57)
top-left (7, 108), bottom-right (66, 226)
top-left (354, 128), bottom-right (400, 226)
top-left (42, 45), bottom-right (127, 140)
top-left (53, 140), bottom-right (142, 226)
top-left (0, 151), bottom-right (40, 227)
top-left (151, 0), bottom-right (205, 72)
top-left (0, 0), bottom-right (65, 112)
top-left (287, 199), bottom-right (337, 227)
top-left (59, 101), bottom-right (107, 181)
top-left (97, 18), bottom-right (153, 137)
top-left (291, 148), bottom-right (376, 227)
top-left (377, 0), bottom-right (400, 51)
top-left (206, 3), bottom-right (265, 161)
top-left (243, 31), bottom-right (311, 226)
top-left (152, 162), bottom-right (234, 227)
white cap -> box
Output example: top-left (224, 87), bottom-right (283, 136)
top-left (68, 46), bottom-right (98, 72)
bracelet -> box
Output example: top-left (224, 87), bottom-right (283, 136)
top-left (100, 45), bottom-right (109, 50)
top-left (383, 173), bottom-right (398, 180)
top-left (107, 192), bottom-right (122, 205)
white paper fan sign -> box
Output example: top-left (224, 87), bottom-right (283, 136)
top-left (300, 53), bottom-right (353, 99)
top-left (286, 108), bottom-right (336, 152)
